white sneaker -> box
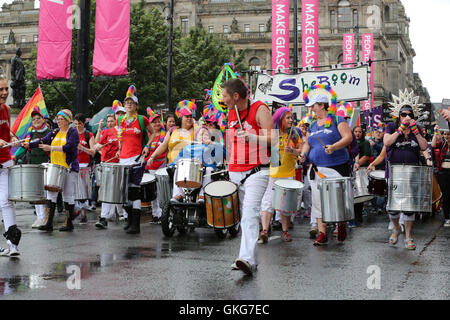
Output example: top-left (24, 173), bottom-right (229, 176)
top-left (444, 220), bottom-right (450, 227)
top-left (388, 221), bottom-right (394, 230)
top-left (235, 259), bottom-right (256, 276)
top-left (0, 247), bottom-right (10, 256)
top-left (8, 245), bottom-right (19, 257)
top-left (32, 218), bottom-right (45, 228)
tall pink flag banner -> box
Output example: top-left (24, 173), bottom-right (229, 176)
top-left (93, 0), bottom-right (130, 77)
top-left (343, 34), bottom-right (355, 109)
top-left (36, 0), bottom-right (73, 80)
top-left (302, 0), bottom-right (319, 69)
top-left (361, 33), bottom-right (374, 112)
top-left (272, 0), bottom-right (290, 75)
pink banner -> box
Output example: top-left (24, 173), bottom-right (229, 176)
top-left (361, 33), bottom-right (374, 111)
top-left (36, 0), bottom-right (73, 80)
top-left (272, 0), bottom-right (290, 75)
top-left (302, 0), bottom-right (319, 69)
top-left (343, 34), bottom-right (354, 109)
top-left (93, 0), bottom-right (130, 77)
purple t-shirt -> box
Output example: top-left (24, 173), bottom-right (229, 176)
top-left (385, 122), bottom-right (424, 165)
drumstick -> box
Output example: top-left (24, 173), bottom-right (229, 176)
top-left (10, 130), bottom-right (32, 152)
top-left (315, 135), bottom-right (326, 149)
top-left (104, 156), bottom-right (119, 163)
top-left (234, 105), bottom-right (243, 131)
top-left (202, 170), bottom-right (227, 178)
top-left (0, 138), bottom-right (28, 148)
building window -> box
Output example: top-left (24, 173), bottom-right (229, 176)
top-left (223, 25), bottom-right (229, 34)
top-left (3, 36), bottom-right (7, 44)
top-left (384, 5), bottom-right (390, 22)
top-left (244, 24), bottom-right (250, 33)
top-left (338, 1), bottom-right (351, 29)
top-left (21, 35), bottom-right (26, 43)
top-left (249, 57), bottom-right (260, 70)
top-left (259, 24), bottom-right (265, 33)
top-left (181, 18), bottom-right (188, 35)
top-left (208, 26), bottom-right (214, 33)
top-left (353, 9), bottom-right (358, 27)
top-left (33, 35), bottom-right (38, 42)
top-left (297, 23), bottom-right (301, 31)
top-left (330, 10), bottom-right (336, 29)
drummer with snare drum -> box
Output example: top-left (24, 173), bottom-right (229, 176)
top-left (259, 106), bottom-right (303, 244)
top-left (298, 85), bottom-right (353, 246)
top-left (383, 89), bottom-right (428, 250)
top-left (14, 106), bottom-right (51, 229)
top-left (0, 74), bottom-right (22, 257)
top-left (94, 101), bottom-right (125, 229)
top-left (29, 109), bottom-right (80, 232)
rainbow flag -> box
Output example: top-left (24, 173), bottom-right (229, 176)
top-left (11, 86), bottom-right (49, 140)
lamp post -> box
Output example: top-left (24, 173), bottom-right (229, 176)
top-left (166, 0), bottom-right (175, 111)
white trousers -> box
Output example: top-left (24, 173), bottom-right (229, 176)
top-left (149, 169), bottom-right (161, 218)
top-left (0, 160), bottom-right (16, 231)
top-left (308, 166), bottom-right (343, 222)
top-left (35, 204), bottom-right (47, 220)
top-left (101, 203), bottom-right (124, 219)
top-left (229, 169), bottom-right (269, 267)
top-left (120, 156), bottom-right (141, 210)
top-left (47, 171), bottom-right (77, 205)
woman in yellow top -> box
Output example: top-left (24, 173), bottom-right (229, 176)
top-left (259, 107), bottom-right (303, 242)
top-left (28, 109), bottom-right (80, 232)
top-left (147, 100), bottom-right (196, 198)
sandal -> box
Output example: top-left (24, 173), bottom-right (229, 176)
top-left (389, 227), bottom-right (401, 245)
top-left (404, 238), bottom-right (416, 250)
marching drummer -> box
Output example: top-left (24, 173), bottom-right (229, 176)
top-left (147, 100), bottom-right (196, 202)
top-left (116, 86), bottom-right (156, 234)
top-left (74, 113), bottom-right (96, 224)
top-left (0, 74), bottom-right (22, 257)
top-left (221, 78), bottom-right (273, 276)
top-left (29, 109), bottom-right (80, 232)
top-left (14, 106), bottom-right (51, 228)
top-left (298, 87), bottom-right (353, 246)
top-left (368, 123), bottom-right (387, 215)
top-left (432, 125), bottom-right (450, 227)
top-left (144, 107), bottom-right (167, 224)
top-left (383, 90), bottom-right (428, 250)
top-left (94, 101), bottom-right (126, 229)
top-left (260, 106), bottom-right (303, 243)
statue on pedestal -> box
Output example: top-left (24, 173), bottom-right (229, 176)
top-left (10, 47), bottom-right (26, 109)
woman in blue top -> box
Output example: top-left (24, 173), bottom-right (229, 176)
top-left (299, 94), bottom-right (353, 246)
top-left (170, 126), bottom-right (226, 201)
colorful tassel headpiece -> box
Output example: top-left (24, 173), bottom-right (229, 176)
top-left (176, 100), bottom-right (197, 118)
top-left (302, 84), bottom-right (338, 128)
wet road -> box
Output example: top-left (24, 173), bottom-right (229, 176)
top-left (0, 205), bottom-right (448, 300)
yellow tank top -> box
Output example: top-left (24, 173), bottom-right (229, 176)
top-left (168, 128), bottom-right (194, 164)
top-left (51, 130), bottom-right (69, 169)
top-left (270, 131), bottom-right (302, 178)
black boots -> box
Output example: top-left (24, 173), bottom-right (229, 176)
top-left (38, 200), bottom-right (56, 231)
top-left (59, 202), bottom-right (74, 232)
top-left (123, 206), bottom-right (132, 231)
top-left (3, 225), bottom-right (21, 246)
top-left (126, 209), bottom-right (141, 234)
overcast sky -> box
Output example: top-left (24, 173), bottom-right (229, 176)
top-left (1, 0), bottom-right (448, 102)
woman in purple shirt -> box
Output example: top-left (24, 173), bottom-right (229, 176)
top-left (384, 105), bottom-right (428, 250)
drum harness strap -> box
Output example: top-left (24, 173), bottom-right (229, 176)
top-left (239, 163), bottom-right (270, 186)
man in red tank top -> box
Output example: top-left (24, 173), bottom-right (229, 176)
top-left (0, 75), bottom-right (21, 257)
top-left (222, 78), bottom-right (274, 275)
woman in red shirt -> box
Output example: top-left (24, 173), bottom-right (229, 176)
top-left (74, 113), bottom-right (96, 224)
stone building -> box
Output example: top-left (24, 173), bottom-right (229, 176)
top-left (141, 0), bottom-right (430, 107)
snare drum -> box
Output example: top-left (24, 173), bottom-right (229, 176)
top-left (155, 167), bottom-right (172, 208)
top-left (44, 163), bottom-right (68, 192)
top-left (368, 170), bottom-right (387, 196)
top-left (353, 169), bottom-right (374, 203)
top-left (175, 158), bottom-right (203, 188)
top-left (75, 167), bottom-right (92, 201)
top-left (141, 173), bottom-right (157, 202)
top-left (204, 180), bottom-right (240, 229)
top-left (8, 164), bottom-right (46, 202)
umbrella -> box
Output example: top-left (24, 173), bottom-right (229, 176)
top-left (88, 107), bottom-right (114, 134)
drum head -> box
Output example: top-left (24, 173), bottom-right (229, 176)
top-left (204, 181), bottom-right (237, 197)
top-left (141, 173), bottom-right (156, 184)
top-left (274, 179), bottom-right (304, 190)
top-left (369, 170), bottom-right (385, 180)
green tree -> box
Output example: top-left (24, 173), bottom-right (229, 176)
top-left (25, 0), bottom-right (245, 117)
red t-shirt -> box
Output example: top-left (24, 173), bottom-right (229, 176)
top-left (227, 100), bottom-right (270, 172)
top-left (78, 130), bottom-right (94, 164)
top-left (118, 116), bottom-right (149, 159)
top-left (99, 127), bottom-right (119, 163)
top-left (0, 104), bottom-right (11, 163)
top-left (145, 134), bottom-right (166, 171)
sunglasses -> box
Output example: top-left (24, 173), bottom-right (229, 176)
top-left (400, 112), bottom-right (414, 119)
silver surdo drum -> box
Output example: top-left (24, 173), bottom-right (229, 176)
top-left (8, 164), bottom-right (46, 202)
top-left (75, 167), bottom-right (92, 201)
top-left (318, 176), bottom-right (355, 223)
top-left (272, 179), bottom-right (304, 214)
top-left (98, 163), bottom-right (130, 204)
top-left (353, 169), bottom-right (374, 203)
top-left (175, 158), bottom-right (203, 188)
top-left (44, 163), bottom-right (68, 193)
top-left (94, 164), bottom-right (102, 187)
top-left (387, 164), bottom-right (432, 213)
top-left (155, 167), bottom-right (172, 208)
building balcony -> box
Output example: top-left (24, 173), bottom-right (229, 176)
top-left (214, 31), bottom-right (299, 42)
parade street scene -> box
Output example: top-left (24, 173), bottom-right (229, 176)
top-left (0, 0), bottom-right (449, 304)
